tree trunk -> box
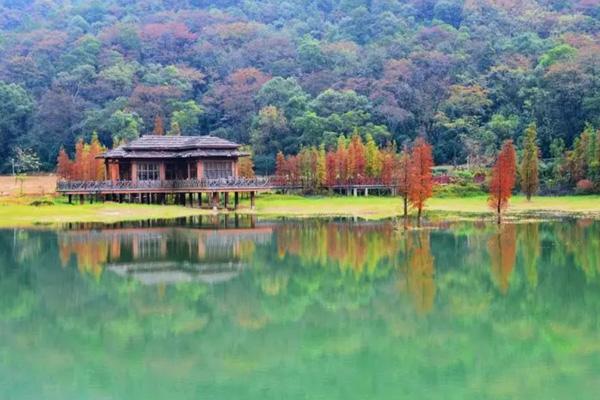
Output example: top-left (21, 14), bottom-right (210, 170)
top-left (403, 195), bottom-right (408, 230)
top-left (497, 200), bottom-right (502, 224)
top-left (417, 206), bottom-right (422, 228)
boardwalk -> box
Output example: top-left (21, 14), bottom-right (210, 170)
top-left (56, 176), bottom-right (400, 208)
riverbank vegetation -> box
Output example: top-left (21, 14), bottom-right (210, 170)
top-left (1, 0), bottom-right (600, 180)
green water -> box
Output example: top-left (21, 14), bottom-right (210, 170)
top-left (1, 217), bottom-right (599, 399)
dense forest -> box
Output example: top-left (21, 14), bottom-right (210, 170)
top-left (0, 0), bottom-right (599, 174)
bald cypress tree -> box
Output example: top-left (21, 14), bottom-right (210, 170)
top-left (520, 123), bottom-right (539, 201)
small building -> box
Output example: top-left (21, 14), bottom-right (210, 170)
top-left (57, 135), bottom-right (270, 208)
top-left (103, 135), bottom-right (248, 182)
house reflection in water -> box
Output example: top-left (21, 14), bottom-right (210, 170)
top-left (58, 217), bottom-right (273, 284)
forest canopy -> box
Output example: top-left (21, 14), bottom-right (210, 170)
top-left (0, 0), bottom-right (599, 173)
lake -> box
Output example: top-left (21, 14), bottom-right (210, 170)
top-left (1, 217), bottom-right (599, 399)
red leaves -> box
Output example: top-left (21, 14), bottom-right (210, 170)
top-left (153, 115), bottom-right (165, 136)
top-left (348, 134), bottom-right (366, 183)
top-left (57, 137), bottom-right (106, 181)
top-left (56, 148), bottom-right (73, 180)
top-left (408, 138), bottom-right (434, 225)
top-left (489, 140), bottom-right (517, 222)
top-left (140, 23), bottom-right (196, 41)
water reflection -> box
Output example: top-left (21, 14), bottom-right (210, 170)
top-left (58, 216), bottom-right (272, 284)
top-left (1, 219), bottom-right (600, 399)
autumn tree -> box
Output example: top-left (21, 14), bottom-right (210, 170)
top-left (396, 146), bottom-right (412, 229)
top-left (520, 123), bottom-right (539, 200)
top-left (275, 151), bottom-right (286, 184)
top-left (348, 133), bottom-right (366, 183)
top-left (489, 140), bottom-right (517, 224)
top-left (152, 115), bottom-right (164, 135)
top-left (56, 147), bottom-right (73, 179)
top-left (408, 138), bottom-right (434, 227)
top-left (238, 146), bottom-right (255, 178)
top-left (61, 135), bottom-right (106, 181)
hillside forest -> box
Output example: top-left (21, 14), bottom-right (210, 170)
top-left (1, 0), bottom-right (599, 188)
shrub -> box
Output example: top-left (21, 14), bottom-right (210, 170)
top-left (433, 183), bottom-right (486, 198)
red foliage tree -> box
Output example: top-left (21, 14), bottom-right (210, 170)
top-left (408, 138), bottom-right (434, 227)
top-left (489, 140), bottom-right (517, 224)
top-left (325, 151), bottom-right (337, 188)
top-left (275, 151), bottom-right (286, 184)
top-left (61, 136), bottom-right (107, 181)
top-left (380, 151), bottom-right (394, 186)
top-left (153, 115), bottom-right (165, 136)
top-left (396, 147), bottom-right (412, 228)
top-left (335, 137), bottom-right (349, 186)
top-left (348, 134), bottom-right (366, 183)
top-left (56, 147), bottom-right (73, 180)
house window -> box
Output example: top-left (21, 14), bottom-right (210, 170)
top-left (165, 163), bottom-right (177, 180)
top-left (204, 160), bottom-right (232, 179)
top-left (138, 162), bottom-right (159, 181)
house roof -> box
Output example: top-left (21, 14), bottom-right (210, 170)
top-left (102, 135), bottom-right (248, 159)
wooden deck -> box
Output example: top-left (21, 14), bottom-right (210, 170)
top-left (57, 177), bottom-right (276, 195)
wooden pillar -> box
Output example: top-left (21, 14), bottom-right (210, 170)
top-left (224, 192), bottom-right (229, 209)
top-left (212, 192), bottom-right (219, 209)
top-left (79, 194), bottom-right (84, 204)
top-left (131, 161), bottom-right (138, 183)
top-left (250, 191), bottom-right (255, 210)
top-left (68, 194), bottom-right (72, 204)
top-left (188, 193), bottom-right (193, 207)
top-left (234, 192), bottom-right (239, 210)
top-left (197, 160), bottom-right (204, 181)
top-left (159, 162), bottom-right (166, 181)
top-left (118, 194), bottom-right (123, 203)
top-left (198, 192), bottom-right (203, 208)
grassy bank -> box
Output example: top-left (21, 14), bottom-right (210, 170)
top-left (253, 194), bottom-right (600, 220)
top-left (0, 193), bottom-right (599, 227)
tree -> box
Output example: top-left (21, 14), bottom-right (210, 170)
top-left (168, 121), bottom-right (182, 136)
top-left (170, 100), bottom-right (203, 135)
top-left (108, 110), bottom-right (141, 145)
top-left (0, 82), bottom-right (34, 172)
top-left (238, 146), bottom-right (255, 178)
top-left (489, 140), bottom-right (517, 224)
top-left (520, 123), bottom-right (539, 200)
top-left (65, 136), bottom-right (106, 181)
top-left (348, 133), bottom-right (366, 183)
top-left (13, 147), bottom-right (41, 174)
top-left (396, 147), bottom-right (412, 229)
top-left (408, 138), bottom-right (434, 227)
top-left (56, 148), bottom-right (73, 180)
top-left (152, 116), bottom-right (164, 136)
top-left (365, 134), bottom-right (382, 179)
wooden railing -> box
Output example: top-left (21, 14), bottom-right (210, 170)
top-left (57, 177), bottom-right (273, 193)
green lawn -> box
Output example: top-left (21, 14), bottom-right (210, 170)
top-left (254, 194), bottom-right (600, 220)
top-left (0, 193), bottom-right (598, 227)
top-left (0, 198), bottom-right (213, 227)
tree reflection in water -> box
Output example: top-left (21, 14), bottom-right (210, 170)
top-left (1, 219), bottom-right (600, 399)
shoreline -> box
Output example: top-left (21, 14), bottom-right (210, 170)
top-left (0, 194), bottom-right (599, 227)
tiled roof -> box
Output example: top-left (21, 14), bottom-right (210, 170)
top-left (122, 135), bottom-right (240, 150)
top-left (102, 135), bottom-right (247, 159)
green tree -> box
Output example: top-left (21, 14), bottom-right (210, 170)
top-left (170, 100), bottom-right (203, 135)
top-left (520, 123), bottom-right (540, 200)
top-left (0, 82), bottom-right (34, 172)
top-left (108, 110), bottom-right (141, 145)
